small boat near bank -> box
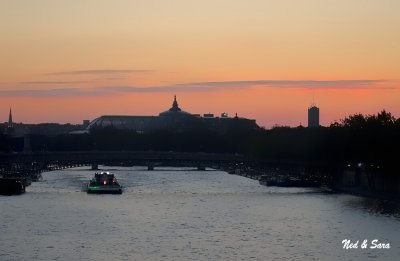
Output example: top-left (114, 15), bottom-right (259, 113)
top-left (0, 178), bottom-right (26, 195)
top-left (87, 172), bottom-right (122, 194)
top-left (259, 175), bottom-right (321, 188)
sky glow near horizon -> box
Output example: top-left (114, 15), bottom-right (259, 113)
top-left (1, 0), bottom-right (399, 127)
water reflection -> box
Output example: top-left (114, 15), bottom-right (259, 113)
top-left (342, 196), bottom-right (400, 217)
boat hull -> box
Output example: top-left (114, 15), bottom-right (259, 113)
top-left (0, 178), bottom-right (26, 195)
top-left (259, 176), bottom-right (321, 188)
top-left (87, 185), bottom-right (122, 194)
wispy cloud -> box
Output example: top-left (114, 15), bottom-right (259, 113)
top-left (0, 79), bottom-right (393, 97)
top-left (0, 88), bottom-right (97, 97)
top-left (19, 81), bottom-right (91, 85)
top-left (46, 69), bottom-right (151, 76)
top-left (92, 77), bottom-right (127, 81)
top-left (175, 80), bottom-right (389, 89)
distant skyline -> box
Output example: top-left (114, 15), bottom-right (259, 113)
top-left (1, 0), bottom-right (399, 127)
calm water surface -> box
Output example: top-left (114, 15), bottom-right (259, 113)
top-left (1, 166), bottom-right (399, 260)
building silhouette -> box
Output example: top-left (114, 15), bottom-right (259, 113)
top-left (2, 108), bottom-right (84, 137)
top-left (308, 105), bottom-right (319, 127)
top-left (3, 98), bottom-right (259, 136)
top-left (87, 96), bottom-right (259, 133)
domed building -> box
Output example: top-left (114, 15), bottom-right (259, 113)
top-left (159, 95), bottom-right (191, 117)
top-left (87, 96), bottom-right (260, 133)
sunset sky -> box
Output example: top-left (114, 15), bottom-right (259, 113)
top-left (1, 0), bottom-right (399, 127)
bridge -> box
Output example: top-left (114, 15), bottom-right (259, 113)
top-left (0, 151), bottom-right (251, 172)
top-left (0, 150), bottom-right (330, 182)
top-left (0, 151), bottom-right (388, 197)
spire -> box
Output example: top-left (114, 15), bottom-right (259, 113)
top-left (169, 95), bottom-right (181, 112)
top-left (6, 107), bottom-right (15, 136)
top-left (172, 95), bottom-right (178, 108)
top-left (8, 107), bottom-right (13, 126)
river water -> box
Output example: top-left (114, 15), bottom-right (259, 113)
top-left (1, 166), bottom-right (399, 260)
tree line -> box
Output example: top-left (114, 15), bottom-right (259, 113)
top-left (1, 110), bottom-right (399, 171)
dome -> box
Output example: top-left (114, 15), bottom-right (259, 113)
top-left (159, 95), bottom-right (192, 116)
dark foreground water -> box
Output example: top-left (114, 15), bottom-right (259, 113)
top-left (1, 166), bottom-right (399, 260)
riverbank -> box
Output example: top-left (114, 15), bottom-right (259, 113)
top-left (334, 185), bottom-right (400, 203)
top-left (225, 165), bottom-right (400, 202)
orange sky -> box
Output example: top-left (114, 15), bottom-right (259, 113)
top-left (1, 1), bottom-right (399, 127)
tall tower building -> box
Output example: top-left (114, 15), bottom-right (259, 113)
top-left (308, 105), bottom-right (319, 127)
top-left (8, 107), bottom-right (13, 126)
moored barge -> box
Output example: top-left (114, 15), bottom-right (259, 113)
top-left (0, 178), bottom-right (26, 195)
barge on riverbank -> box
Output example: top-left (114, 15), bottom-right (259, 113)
top-left (259, 175), bottom-right (321, 187)
top-left (0, 178), bottom-right (26, 195)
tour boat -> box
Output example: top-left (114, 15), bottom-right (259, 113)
top-left (87, 172), bottom-right (122, 194)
